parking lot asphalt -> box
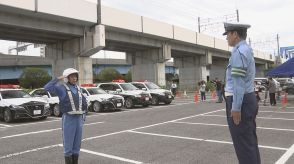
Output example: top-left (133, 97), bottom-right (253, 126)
top-left (0, 98), bottom-right (294, 164)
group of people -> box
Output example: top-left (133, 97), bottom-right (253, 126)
top-left (44, 22), bottom-right (260, 164)
top-left (196, 78), bottom-right (224, 103)
top-left (254, 77), bottom-right (277, 106)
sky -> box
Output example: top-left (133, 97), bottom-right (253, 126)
top-left (1, 0), bottom-right (293, 56)
top-left (98, 0), bottom-right (294, 55)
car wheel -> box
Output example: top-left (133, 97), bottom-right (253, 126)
top-left (93, 101), bottom-right (103, 112)
top-left (125, 98), bottom-right (134, 109)
top-left (151, 96), bottom-right (159, 105)
top-left (53, 104), bottom-right (62, 117)
top-left (164, 100), bottom-right (172, 105)
top-left (4, 109), bottom-right (13, 123)
top-left (40, 116), bottom-right (48, 120)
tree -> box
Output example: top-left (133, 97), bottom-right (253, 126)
top-left (124, 69), bottom-right (132, 82)
top-left (96, 67), bottom-right (123, 82)
top-left (19, 67), bottom-right (51, 89)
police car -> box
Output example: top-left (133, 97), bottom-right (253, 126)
top-left (0, 85), bottom-right (50, 123)
top-left (97, 80), bottom-right (151, 109)
top-left (30, 88), bottom-right (60, 117)
top-left (131, 81), bottom-right (174, 105)
top-left (80, 84), bottom-right (124, 112)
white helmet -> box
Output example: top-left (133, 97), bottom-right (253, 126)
top-left (63, 68), bottom-right (79, 83)
top-left (63, 68), bottom-right (79, 78)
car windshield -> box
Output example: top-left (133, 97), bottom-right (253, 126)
top-left (145, 82), bottom-right (160, 89)
top-left (87, 88), bottom-right (107, 95)
top-left (1, 90), bottom-right (31, 99)
top-left (120, 83), bottom-right (138, 91)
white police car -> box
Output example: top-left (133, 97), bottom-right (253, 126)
top-left (131, 81), bottom-right (174, 105)
top-left (30, 88), bottom-right (60, 117)
top-left (97, 80), bottom-right (151, 109)
top-left (80, 84), bottom-right (124, 112)
top-left (0, 85), bottom-right (50, 123)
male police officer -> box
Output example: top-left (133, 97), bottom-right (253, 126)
top-left (45, 68), bottom-right (88, 164)
top-left (223, 22), bottom-right (260, 164)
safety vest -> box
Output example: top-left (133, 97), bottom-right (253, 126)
top-left (63, 84), bottom-right (85, 115)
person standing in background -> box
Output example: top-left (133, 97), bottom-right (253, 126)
top-left (199, 80), bottom-right (206, 101)
top-left (171, 81), bottom-right (177, 96)
top-left (215, 78), bottom-right (223, 103)
top-left (268, 77), bottom-right (277, 106)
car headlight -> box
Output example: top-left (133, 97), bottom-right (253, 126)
top-left (158, 92), bottom-right (165, 96)
top-left (100, 98), bottom-right (107, 101)
top-left (45, 103), bottom-right (50, 109)
top-left (135, 94), bottom-right (141, 97)
top-left (10, 104), bottom-right (24, 109)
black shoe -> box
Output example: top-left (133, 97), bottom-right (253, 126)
top-left (72, 154), bottom-right (79, 164)
top-left (65, 156), bottom-right (72, 164)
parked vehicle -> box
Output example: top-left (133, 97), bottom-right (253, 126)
top-left (131, 81), bottom-right (173, 105)
top-left (30, 88), bottom-right (60, 117)
top-left (1, 86), bottom-right (50, 123)
top-left (276, 78), bottom-right (294, 87)
top-left (81, 85), bottom-right (124, 112)
top-left (97, 81), bottom-right (151, 109)
top-left (254, 77), bottom-right (281, 92)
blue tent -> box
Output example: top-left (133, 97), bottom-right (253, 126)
top-left (266, 57), bottom-right (294, 77)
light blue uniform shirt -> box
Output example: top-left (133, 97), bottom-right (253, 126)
top-left (225, 40), bottom-right (255, 112)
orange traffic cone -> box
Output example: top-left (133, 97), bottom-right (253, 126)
top-left (194, 91), bottom-right (199, 104)
top-left (211, 91), bottom-right (217, 100)
top-left (282, 92), bottom-right (288, 109)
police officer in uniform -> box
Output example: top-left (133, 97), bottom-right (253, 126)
top-left (223, 22), bottom-right (261, 164)
top-left (45, 68), bottom-right (88, 164)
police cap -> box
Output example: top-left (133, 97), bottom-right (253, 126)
top-left (223, 22), bottom-right (251, 35)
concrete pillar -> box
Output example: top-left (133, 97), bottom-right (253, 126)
top-left (174, 56), bottom-right (205, 90)
top-left (174, 50), bottom-right (213, 90)
top-left (210, 58), bottom-right (228, 81)
top-left (45, 25), bottom-right (105, 84)
top-left (45, 38), bottom-right (93, 84)
top-left (255, 63), bottom-right (267, 77)
top-left (126, 43), bottom-right (171, 86)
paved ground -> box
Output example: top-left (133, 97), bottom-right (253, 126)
top-left (0, 98), bottom-right (294, 164)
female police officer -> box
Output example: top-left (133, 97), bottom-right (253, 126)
top-left (45, 68), bottom-right (87, 164)
top-left (223, 22), bottom-right (260, 164)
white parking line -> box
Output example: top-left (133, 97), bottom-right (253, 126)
top-left (275, 144), bottom-right (294, 164)
top-left (127, 130), bottom-right (288, 151)
top-left (0, 108), bottom-right (223, 159)
top-left (82, 109), bottom-right (225, 141)
top-left (79, 148), bottom-right (143, 164)
top-left (174, 121), bottom-right (294, 132)
top-left (202, 114), bottom-right (294, 121)
top-left (2, 102), bottom-right (195, 129)
top-left (8, 119), bottom-right (61, 128)
top-left (0, 124), bottom-right (12, 127)
top-left (259, 111), bottom-right (294, 114)
top-left (0, 144), bottom-right (60, 160)
top-left (0, 122), bottom-right (104, 140)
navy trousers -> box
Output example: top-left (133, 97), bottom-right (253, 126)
top-left (62, 113), bottom-right (84, 157)
top-left (225, 92), bottom-right (261, 164)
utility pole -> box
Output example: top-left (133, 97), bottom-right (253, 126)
top-left (276, 34), bottom-right (280, 56)
top-left (248, 38), bottom-right (251, 46)
top-left (236, 9), bottom-right (239, 22)
top-left (198, 17), bottom-right (201, 33)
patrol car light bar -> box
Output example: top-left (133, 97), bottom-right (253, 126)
top-left (81, 83), bottom-right (97, 87)
top-left (0, 84), bottom-right (20, 89)
top-left (112, 79), bottom-right (125, 83)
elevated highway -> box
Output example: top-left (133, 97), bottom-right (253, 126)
top-left (0, 0), bottom-right (273, 87)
